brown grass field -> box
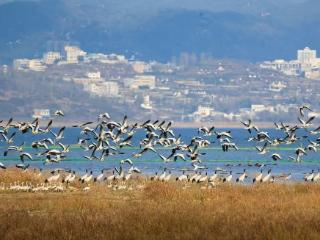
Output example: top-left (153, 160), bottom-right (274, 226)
top-left (0, 169), bottom-right (320, 240)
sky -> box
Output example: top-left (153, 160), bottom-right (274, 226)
top-left (0, 0), bottom-right (317, 63)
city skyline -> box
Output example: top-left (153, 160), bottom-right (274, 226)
top-left (1, 43), bottom-right (319, 124)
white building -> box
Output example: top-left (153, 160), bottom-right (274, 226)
top-left (87, 71), bottom-right (101, 79)
top-left (28, 59), bottom-right (46, 71)
top-left (297, 47), bottom-right (317, 64)
top-left (251, 104), bottom-right (268, 113)
top-left (13, 59), bottom-right (30, 70)
top-left (84, 82), bottom-right (119, 97)
top-left (2, 65), bottom-right (8, 74)
top-left (43, 51), bottom-right (61, 65)
top-left (269, 81), bottom-right (286, 92)
top-left (32, 109), bottom-right (50, 119)
top-left (64, 46), bottom-right (86, 64)
top-left (305, 67), bottom-right (320, 80)
top-left (260, 47), bottom-right (320, 79)
top-left (193, 106), bottom-right (214, 117)
top-left (131, 61), bottom-right (151, 73)
top-left (141, 95), bottom-right (153, 110)
top-left (124, 75), bottom-right (156, 89)
top-left (84, 53), bottom-right (127, 64)
top-left (260, 59), bottom-right (301, 76)
top-left (13, 58), bottom-right (46, 71)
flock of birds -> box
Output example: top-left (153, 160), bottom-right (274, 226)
top-left (1, 106), bottom-right (320, 192)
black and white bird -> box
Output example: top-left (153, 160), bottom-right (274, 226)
top-left (54, 110), bottom-right (64, 117)
top-left (241, 119), bottom-right (259, 134)
top-left (0, 162), bottom-right (6, 169)
top-left (271, 153), bottom-right (281, 161)
top-left (236, 169), bottom-right (247, 183)
top-left (223, 171), bottom-right (233, 183)
top-left (299, 105), bottom-right (312, 117)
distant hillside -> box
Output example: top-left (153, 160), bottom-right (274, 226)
top-left (0, 0), bottom-right (319, 63)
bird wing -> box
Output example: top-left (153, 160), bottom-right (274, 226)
top-left (306, 116), bottom-right (316, 125)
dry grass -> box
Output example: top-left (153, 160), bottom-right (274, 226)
top-left (0, 169), bottom-right (320, 239)
top-left (0, 168), bottom-right (43, 184)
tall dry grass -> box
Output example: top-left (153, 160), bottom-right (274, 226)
top-left (0, 169), bottom-right (320, 239)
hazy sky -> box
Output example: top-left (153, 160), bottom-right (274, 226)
top-left (0, 0), bottom-right (309, 9)
top-left (0, 0), bottom-right (317, 63)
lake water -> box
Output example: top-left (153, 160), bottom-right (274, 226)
top-left (0, 127), bottom-right (319, 182)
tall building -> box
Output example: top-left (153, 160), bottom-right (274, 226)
top-left (297, 47), bottom-right (317, 64)
top-left (64, 46), bottom-right (86, 64)
top-left (43, 51), bottom-right (61, 65)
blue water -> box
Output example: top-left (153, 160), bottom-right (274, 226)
top-left (0, 128), bottom-right (319, 182)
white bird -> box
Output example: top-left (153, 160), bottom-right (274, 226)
top-left (150, 172), bottom-right (159, 181)
top-left (304, 170), bottom-right (315, 182)
top-left (0, 162), bottom-right (6, 169)
top-left (223, 171), bottom-right (233, 183)
top-left (189, 172), bottom-right (199, 182)
top-left (256, 142), bottom-right (268, 155)
top-left (193, 172), bottom-right (203, 183)
top-left (94, 170), bottom-right (105, 182)
top-left (253, 170), bottom-right (263, 183)
top-left (163, 171), bottom-right (172, 182)
top-left (120, 158), bottom-right (133, 165)
top-left (19, 152), bottom-right (33, 162)
top-left (128, 166), bottom-right (141, 174)
top-left (50, 126), bottom-right (65, 143)
top-left (236, 169), bottom-right (247, 183)
top-left (66, 172), bottom-right (76, 184)
top-left (123, 172), bottom-right (132, 181)
top-left (58, 142), bottom-right (70, 153)
top-left (261, 169), bottom-right (272, 183)
top-left (271, 153), bottom-right (281, 161)
top-left (208, 170), bottom-right (218, 182)
top-left (82, 171), bottom-right (93, 183)
top-left (99, 112), bottom-right (111, 120)
top-left (298, 116), bottom-right (315, 128)
top-left (176, 171), bottom-right (188, 181)
top-left (312, 170), bottom-right (320, 182)
top-left (192, 163), bottom-right (207, 171)
top-left (241, 119), bottom-right (259, 133)
top-left (299, 105), bottom-right (312, 117)
top-left (62, 171), bottom-right (73, 183)
top-left (158, 154), bottom-right (172, 163)
top-left (54, 110), bottom-right (64, 117)
top-left (159, 169), bottom-right (167, 181)
top-left (79, 170), bottom-right (89, 182)
top-left (114, 167), bottom-right (124, 180)
top-left (45, 171), bottom-right (60, 183)
top-left (198, 126), bottom-right (215, 136)
top-left (284, 173), bottom-right (292, 181)
top-left (197, 172), bottom-right (208, 183)
top-left (106, 171), bottom-right (116, 182)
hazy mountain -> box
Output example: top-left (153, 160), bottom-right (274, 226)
top-left (0, 0), bottom-right (319, 63)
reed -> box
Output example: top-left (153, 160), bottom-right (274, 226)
top-left (0, 170), bottom-right (320, 240)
